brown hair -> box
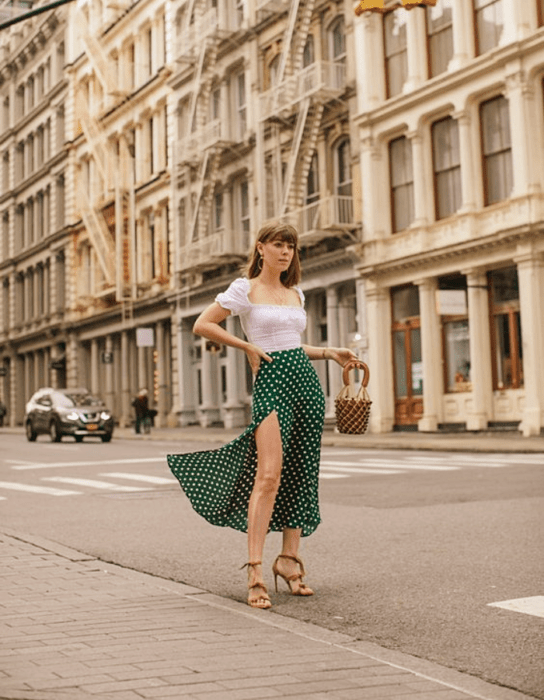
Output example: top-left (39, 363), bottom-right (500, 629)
top-left (246, 221), bottom-right (301, 287)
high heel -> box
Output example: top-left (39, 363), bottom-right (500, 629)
top-left (272, 554), bottom-right (314, 596)
top-left (240, 561), bottom-right (272, 609)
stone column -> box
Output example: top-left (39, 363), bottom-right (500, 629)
top-left (355, 278), bottom-right (369, 364)
top-left (223, 316), bottom-right (246, 429)
top-left (104, 334), bottom-right (114, 411)
top-left (416, 278), bottom-right (442, 432)
top-left (515, 251), bottom-right (544, 436)
top-left (90, 338), bottom-right (99, 395)
top-left (156, 321), bottom-right (167, 427)
top-left (405, 7), bottom-right (427, 93)
top-left (464, 269), bottom-right (493, 430)
top-left (365, 283), bottom-right (395, 433)
top-left (450, 0), bottom-right (475, 71)
top-left (454, 110), bottom-right (477, 212)
top-left (120, 329), bottom-right (131, 427)
top-left (408, 131), bottom-right (429, 227)
top-left (177, 319), bottom-right (197, 426)
top-left (326, 285), bottom-right (341, 414)
top-left (361, 136), bottom-right (387, 239)
top-left (500, 0), bottom-right (535, 45)
top-left (200, 338), bottom-right (220, 427)
top-left (505, 71), bottom-right (539, 197)
top-left (355, 11), bottom-right (386, 112)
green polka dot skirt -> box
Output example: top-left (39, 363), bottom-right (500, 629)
top-left (167, 347), bottom-right (326, 537)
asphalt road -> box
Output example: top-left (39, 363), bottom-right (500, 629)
top-left (1, 432), bottom-right (543, 698)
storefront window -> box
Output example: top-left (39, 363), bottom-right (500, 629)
top-left (444, 320), bottom-right (471, 392)
top-left (489, 267), bottom-right (523, 389)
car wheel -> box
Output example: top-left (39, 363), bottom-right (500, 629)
top-left (25, 420), bottom-right (37, 442)
top-left (49, 420), bottom-right (62, 443)
top-left (101, 434), bottom-right (112, 443)
top-left (74, 435), bottom-right (83, 443)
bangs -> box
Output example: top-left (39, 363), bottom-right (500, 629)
top-left (260, 223), bottom-right (299, 248)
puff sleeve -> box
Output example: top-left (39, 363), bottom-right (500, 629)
top-left (215, 278), bottom-right (250, 316)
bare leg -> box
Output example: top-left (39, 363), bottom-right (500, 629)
top-left (245, 411), bottom-right (283, 607)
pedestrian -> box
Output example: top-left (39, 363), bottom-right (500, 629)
top-left (0, 399), bottom-right (6, 427)
top-left (167, 222), bottom-right (356, 609)
top-left (132, 389), bottom-right (149, 434)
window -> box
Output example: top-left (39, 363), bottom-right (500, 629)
top-left (234, 179), bottom-right (250, 250)
top-left (27, 134), bottom-right (34, 174)
top-left (384, 10), bottom-right (408, 98)
top-left (16, 85), bottom-right (24, 118)
top-left (2, 278), bottom-right (9, 330)
top-left (15, 205), bottom-right (23, 252)
top-left (268, 55), bottom-right (281, 89)
top-left (128, 43), bottom-right (136, 89)
top-left (426, 0), bottom-right (453, 77)
top-left (474, 0), bottom-right (503, 55)
top-left (56, 42), bottom-right (65, 82)
top-left (432, 117), bottom-right (461, 219)
top-left (539, 0), bottom-right (544, 26)
top-left (56, 252), bottom-right (66, 311)
top-left (37, 126), bottom-right (44, 167)
top-left (56, 105), bottom-right (65, 152)
top-left (389, 136), bottom-right (414, 232)
top-left (2, 151), bottom-right (9, 191)
top-left (302, 36), bottom-right (314, 68)
top-left (438, 276), bottom-right (471, 392)
top-left (213, 190), bottom-right (223, 232)
top-left (480, 95), bottom-right (512, 205)
top-left (3, 96), bottom-right (10, 131)
top-left (489, 267), bottom-right (523, 389)
top-left (15, 142), bottom-right (24, 182)
top-left (145, 27), bottom-right (153, 77)
top-left (56, 174), bottom-right (65, 229)
top-left (2, 212), bottom-right (9, 259)
top-left (27, 76), bottom-right (35, 110)
top-left (235, 71), bottom-right (247, 140)
top-left (335, 139), bottom-right (353, 224)
top-left (304, 153), bottom-right (320, 231)
top-left (330, 16), bottom-right (346, 64)
top-left (148, 116), bottom-right (154, 176)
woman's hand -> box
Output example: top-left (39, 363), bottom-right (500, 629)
top-left (327, 347), bottom-right (358, 367)
top-left (244, 343), bottom-right (273, 375)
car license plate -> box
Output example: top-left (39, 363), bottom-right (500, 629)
top-left (87, 424), bottom-right (98, 430)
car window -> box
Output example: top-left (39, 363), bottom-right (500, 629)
top-left (37, 395), bottom-right (52, 407)
top-left (61, 393), bottom-right (101, 407)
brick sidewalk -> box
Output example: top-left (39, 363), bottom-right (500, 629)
top-left (0, 531), bottom-right (533, 700)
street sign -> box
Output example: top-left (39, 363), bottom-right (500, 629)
top-left (136, 328), bottom-right (154, 347)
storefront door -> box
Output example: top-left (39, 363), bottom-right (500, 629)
top-left (391, 286), bottom-right (423, 427)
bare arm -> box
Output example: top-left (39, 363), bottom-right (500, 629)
top-left (193, 302), bottom-right (273, 374)
top-left (302, 345), bottom-right (357, 366)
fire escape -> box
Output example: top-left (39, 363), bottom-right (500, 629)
top-left (74, 1), bottom-right (133, 311)
top-left (257, 0), bottom-right (353, 245)
top-left (173, 0), bottom-right (245, 274)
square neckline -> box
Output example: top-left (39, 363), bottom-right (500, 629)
top-left (245, 279), bottom-right (304, 310)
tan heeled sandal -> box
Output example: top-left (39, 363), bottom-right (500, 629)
top-left (240, 561), bottom-right (272, 609)
top-left (272, 554), bottom-right (314, 596)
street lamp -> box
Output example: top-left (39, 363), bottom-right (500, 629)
top-left (355, 0), bottom-right (437, 15)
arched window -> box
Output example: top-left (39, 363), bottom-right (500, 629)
top-left (305, 153), bottom-right (319, 206)
top-left (335, 139), bottom-right (352, 197)
top-left (330, 16), bottom-right (346, 64)
top-left (302, 36), bottom-right (314, 67)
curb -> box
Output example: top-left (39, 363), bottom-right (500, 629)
top-left (1, 528), bottom-right (537, 700)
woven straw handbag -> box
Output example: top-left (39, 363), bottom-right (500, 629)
top-left (335, 360), bottom-right (372, 434)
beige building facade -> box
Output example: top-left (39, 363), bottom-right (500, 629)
top-left (353, 0), bottom-right (544, 436)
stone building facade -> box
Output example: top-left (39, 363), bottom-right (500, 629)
top-left (353, 0), bottom-right (544, 436)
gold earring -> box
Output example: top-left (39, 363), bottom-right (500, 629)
top-left (257, 256), bottom-right (263, 270)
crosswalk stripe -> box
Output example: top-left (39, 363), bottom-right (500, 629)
top-left (100, 473), bottom-right (177, 485)
top-left (321, 460), bottom-right (456, 471)
top-left (321, 465), bottom-right (403, 475)
top-left (41, 477), bottom-right (148, 492)
top-left (13, 457), bottom-right (167, 471)
top-left (319, 473), bottom-right (349, 479)
top-left (0, 481), bottom-right (81, 496)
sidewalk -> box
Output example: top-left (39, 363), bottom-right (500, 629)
top-left (2, 424), bottom-right (544, 453)
top-left (0, 529), bottom-right (534, 700)
top-left (118, 425), bottom-right (544, 454)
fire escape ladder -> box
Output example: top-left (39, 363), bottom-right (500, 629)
top-left (115, 184), bottom-right (132, 302)
top-left (292, 101), bottom-right (324, 209)
top-left (75, 8), bottom-right (125, 97)
top-left (291, 0), bottom-right (316, 73)
top-left (186, 37), bottom-right (212, 143)
top-left (276, 0), bottom-right (302, 84)
top-left (188, 148), bottom-right (219, 245)
top-left (279, 97), bottom-right (310, 216)
top-left (77, 179), bottom-right (116, 286)
top-left (76, 90), bottom-right (111, 188)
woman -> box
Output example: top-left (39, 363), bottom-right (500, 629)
top-left (167, 222), bottom-right (356, 609)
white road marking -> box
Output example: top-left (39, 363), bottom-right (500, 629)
top-left (0, 481), bottom-right (81, 496)
top-left (13, 457), bottom-right (166, 471)
top-left (101, 473), bottom-right (177, 485)
top-left (321, 465), bottom-right (403, 475)
top-left (319, 473), bottom-right (349, 479)
top-left (488, 596), bottom-right (544, 619)
top-left (321, 460), bottom-right (456, 471)
top-left (41, 477), bottom-right (148, 492)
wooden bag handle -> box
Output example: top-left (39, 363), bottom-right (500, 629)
top-left (342, 360), bottom-right (370, 389)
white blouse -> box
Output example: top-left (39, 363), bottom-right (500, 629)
top-left (216, 277), bottom-right (306, 353)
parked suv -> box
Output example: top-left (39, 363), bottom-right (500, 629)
top-left (25, 388), bottom-right (114, 443)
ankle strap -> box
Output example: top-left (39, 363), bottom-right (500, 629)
top-left (276, 554), bottom-right (305, 575)
top-left (240, 561), bottom-right (262, 570)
